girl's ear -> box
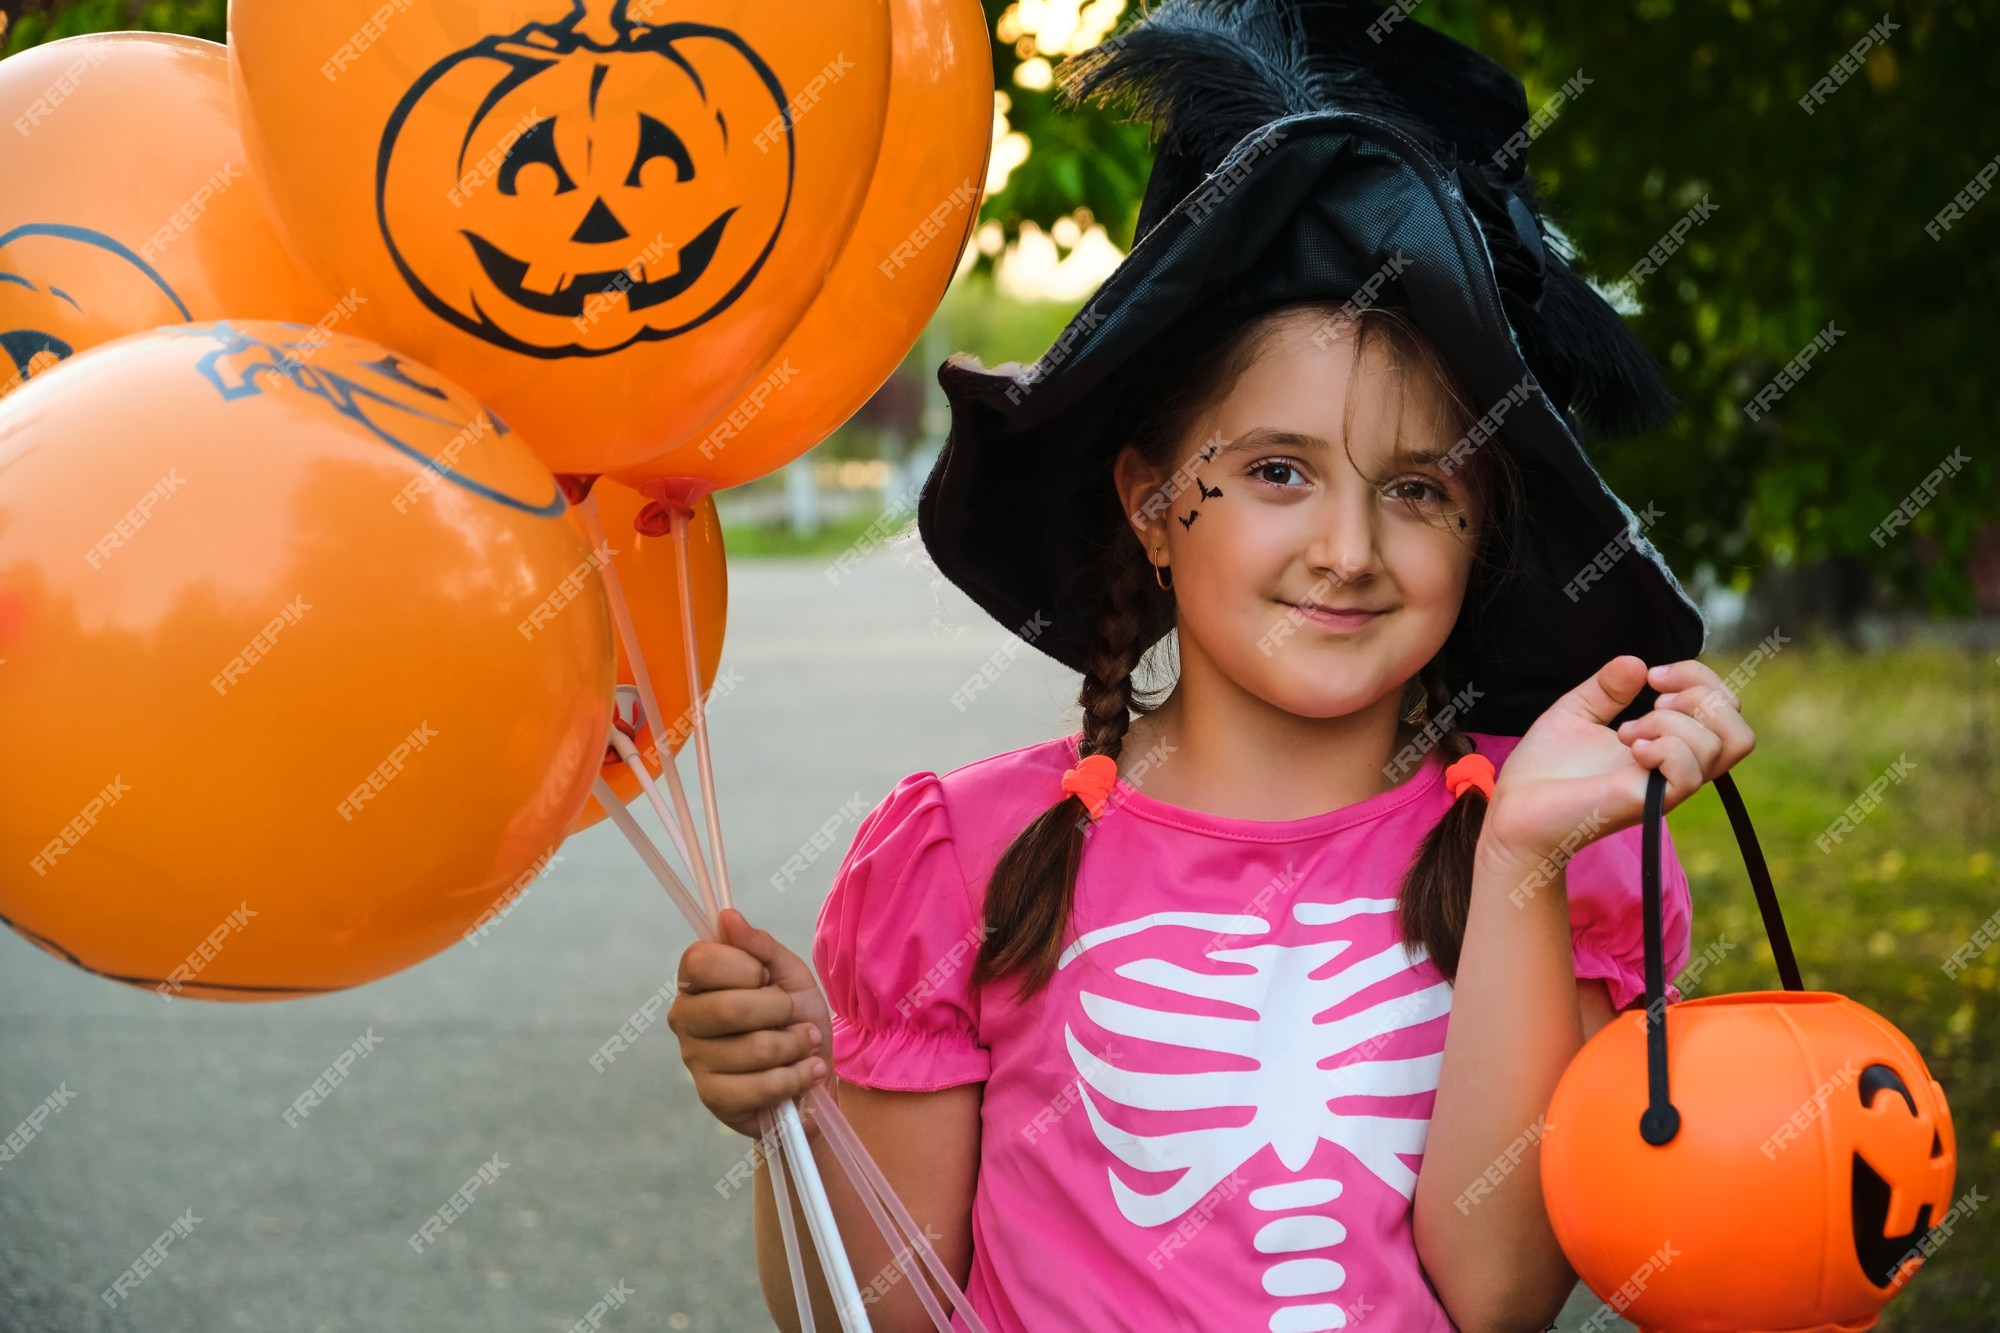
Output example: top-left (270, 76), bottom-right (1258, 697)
top-left (1112, 442), bottom-right (1171, 554)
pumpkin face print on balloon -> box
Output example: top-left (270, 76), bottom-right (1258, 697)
top-left (377, 0), bottom-right (794, 358)
top-left (0, 223), bottom-right (193, 399)
top-left (0, 288), bottom-right (70, 397)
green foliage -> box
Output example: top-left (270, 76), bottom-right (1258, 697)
top-left (1671, 636), bottom-right (1999, 1327)
top-left (2, 0), bottom-right (223, 53)
top-left (9, 0), bottom-right (1991, 608)
top-left (1462, 1), bottom-right (1997, 618)
top-left (977, 0), bottom-right (1157, 247)
top-left (975, 0), bottom-right (1998, 614)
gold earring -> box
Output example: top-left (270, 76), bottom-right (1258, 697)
top-left (1153, 549), bottom-right (1173, 591)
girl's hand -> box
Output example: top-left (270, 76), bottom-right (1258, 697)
top-left (1478, 655), bottom-right (1756, 870)
top-left (668, 908), bottom-right (833, 1138)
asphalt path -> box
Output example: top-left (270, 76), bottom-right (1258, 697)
top-left (0, 543), bottom-right (1628, 1332)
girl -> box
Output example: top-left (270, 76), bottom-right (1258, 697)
top-left (672, 2), bottom-right (1749, 1329)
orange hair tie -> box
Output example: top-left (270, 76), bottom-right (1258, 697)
top-left (1061, 753), bottom-right (1120, 820)
top-left (1443, 752), bottom-right (1495, 801)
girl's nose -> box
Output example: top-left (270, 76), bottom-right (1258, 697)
top-left (1305, 487), bottom-right (1380, 587)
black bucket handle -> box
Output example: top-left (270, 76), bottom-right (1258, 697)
top-left (1638, 769), bottom-right (1805, 1146)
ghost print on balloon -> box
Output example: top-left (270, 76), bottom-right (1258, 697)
top-left (1059, 876), bottom-right (1452, 1331)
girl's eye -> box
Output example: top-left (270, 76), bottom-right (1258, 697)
top-left (1249, 459), bottom-right (1307, 487)
top-left (1387, 476), bottom-right (1449, 505)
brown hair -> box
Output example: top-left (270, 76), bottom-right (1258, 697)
top-left (973, 300), bottom-right (1523, 997)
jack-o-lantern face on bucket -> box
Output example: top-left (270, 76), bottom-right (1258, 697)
top-left (1541, 989), bottom-right (1959, 1332)
top-left (1851, 1061), bottom-right (1955, 1288)
top-left (377, 0), bottom-right (794, 358)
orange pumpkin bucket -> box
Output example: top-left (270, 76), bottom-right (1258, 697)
top-left (1541, 771), bottom-right (1958, 1333)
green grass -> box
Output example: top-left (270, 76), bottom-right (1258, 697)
top-left (1667, 635), bottom-right (1998, 1327)
top-left (722, 509), bottom-right (909, 560)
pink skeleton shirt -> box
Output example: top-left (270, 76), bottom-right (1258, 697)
top-left (812, 732), bottom-right (1692, 1332)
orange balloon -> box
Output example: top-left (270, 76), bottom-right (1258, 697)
top-left (1542, 991), bottom-right (1957, 1332)
top-left (227, 0), bottom-right (895, 476)
top-left (0, 320), bottom-right (614, 999)
top-left (0, 33), bottom-right (336, 400)
top-left (566, 480), bottom-right (729, 833)
top-left (615, 0), bottom-right (992, 495)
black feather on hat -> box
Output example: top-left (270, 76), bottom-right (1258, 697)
top-left (919, 0), bottom-right (1705, 733)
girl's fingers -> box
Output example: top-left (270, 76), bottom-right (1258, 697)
top-left (719, 909), bottom-right (820, 997)
top-left (1645, 658), bottom-right (1726, 698)
top-left (678, 940), bottom-right (770, 995)
top-left (675, 919), bottom-right (832, 1138)
top-left (1631, 734), bottom-right (1705, 800)
top-left (1557, 655), bottom-right (1651, 727)
top-left (669, 983), bottom-right (795, 1040)
top-left (1617, 707), bottom-right (1725, 776)
top-left (1654, 681), bottom-right (1739, 720)
top-left (1655, 683), bottom-right (1756, 763)
top-left (694, 1021), bottom-right (822, 1075)
top-left (698, 1057), bottom-right (828, 1121)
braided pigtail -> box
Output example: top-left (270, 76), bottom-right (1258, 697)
top-left (1395, 657), bottom-right (1488, 982)
top-left (975, 535), bottom-right (1155, 998)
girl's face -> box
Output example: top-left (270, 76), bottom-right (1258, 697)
top-left (1116, 312), bottom-right (1482, 721)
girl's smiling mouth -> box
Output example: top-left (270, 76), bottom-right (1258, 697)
top-left (1287, 599), bottom-right (1392, 632)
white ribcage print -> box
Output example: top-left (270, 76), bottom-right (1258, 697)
top-left (1060, 896), bottom-right (1451, 1330)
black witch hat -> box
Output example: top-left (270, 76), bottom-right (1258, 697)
top-left (918, 0), bottom-right (1705, 733)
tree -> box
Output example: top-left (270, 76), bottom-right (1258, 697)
top-left (2, 0), bottom-right (223, 51)
top-left (10, 0), bottom-right (1992, 610)
top-left (976, 0), bottom-right (1998, 615)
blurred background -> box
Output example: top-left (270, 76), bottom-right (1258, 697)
top-left (8, 0), bottom-right (1994, 620)
top-left (1, 0), bottom-right (1995, 1330)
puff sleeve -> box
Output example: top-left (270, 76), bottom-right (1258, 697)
top-left (811, 771), bottom-right (991, 1092)
top-left (1561, 817), bottom-right (1695, 1012)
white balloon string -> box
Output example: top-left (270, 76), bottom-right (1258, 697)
top-left (577, 491), bottom-right (720, 917)
top-left (761, 1109), bottom-right (818, 1333)
top-left (607, 728), bottom-right (701, 901)
top-left (646, 503), bottom-right (877, 1329)
top-left (808, 1092), bottom-right (955, 1332)
top-left (808, 1085), bottom-right (988, 1333)
top-left (596, 753), bottom-right (822, 1320)
top-left (592, 777), bottom-right (711, 941)
top-left (599, 489), bottom-right (978, 1330)
top-left (775, 1099), bottom-right (871, 1332)
top-left (670, 508), bottom-right (735, 913)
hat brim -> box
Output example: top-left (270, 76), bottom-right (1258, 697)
top-left (920, 111), bottom-right (1704, 734)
